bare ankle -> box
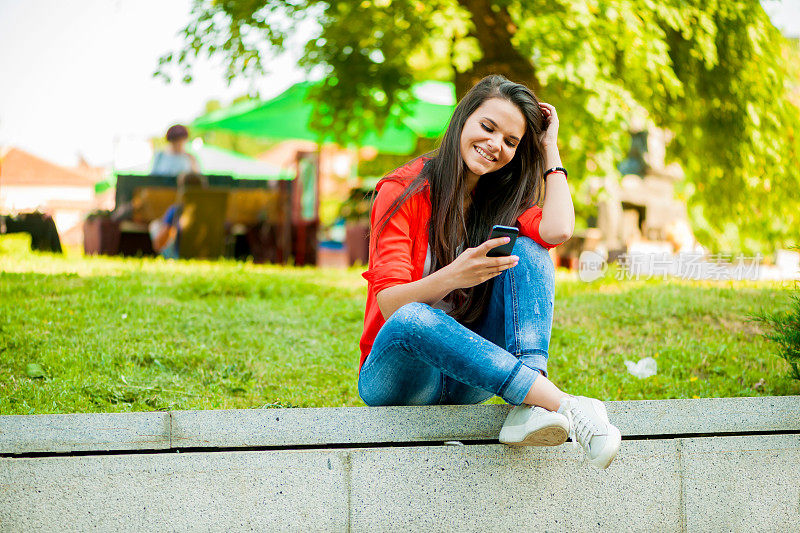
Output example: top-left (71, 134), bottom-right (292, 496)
top-left (523, 374), bottom-right (570, 412)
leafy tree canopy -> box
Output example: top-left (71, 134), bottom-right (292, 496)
top-left (156, 0), bottom-right (800, 252)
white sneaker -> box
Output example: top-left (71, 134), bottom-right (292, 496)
top-left (499, 404), bottom-right (570, 446)
top-left (557, 395), bottom-right (622, 469)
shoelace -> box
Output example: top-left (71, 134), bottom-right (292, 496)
top-left (563, 400), bottom-right (601, 451)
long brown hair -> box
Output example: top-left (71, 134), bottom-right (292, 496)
top-left (373, 74), bottom-right (548, 325)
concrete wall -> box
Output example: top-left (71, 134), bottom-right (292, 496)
top-left (1, 396), bottom-right (798, 532)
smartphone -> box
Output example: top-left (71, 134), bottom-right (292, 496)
top-left (487, 224), bottom-right (519, 257)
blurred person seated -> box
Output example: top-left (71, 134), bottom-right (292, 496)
top-left (149, 172), bottom-right (207, 259)
top-left (150, 124), bottom-right (200, 176)
top-left (110, 125), bottom-right (200, 224)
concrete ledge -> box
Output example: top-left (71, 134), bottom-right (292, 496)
top-left (2, 396), bottom-right (797, 454)
top-left (348, 438), bottom-right (685, 531)
top-left (611, 395), bottom-right (800, 434)
top-left (0, 412), bottom-right (170, 454)
top-left (0, 449), bottom-right (348, 532)
top-left (680, 434), bottom-right (800, 532)
top-left (2, 436), bottom-right (798, 531)
top-left (1, 396), bottom-right (798, 532)
top-left (171, 395), bottom-right (800, 449)
top-left (170, 403), bottom-right (504, 449)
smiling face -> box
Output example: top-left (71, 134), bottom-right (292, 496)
top-left (459, 97), bottom-right (526, 183)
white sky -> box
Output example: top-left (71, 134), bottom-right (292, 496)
top-left (0, 0), bottom-right (797, 168)
top-left (0, 0), bottom-right (320, 167)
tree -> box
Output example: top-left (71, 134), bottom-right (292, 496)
top-left (156, 0), bottom-right (800, 252)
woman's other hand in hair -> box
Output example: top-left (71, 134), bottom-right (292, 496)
top-left (538, 102), bottom-right (559, 149)
top-left (441, 237), bottom-right (519, 290)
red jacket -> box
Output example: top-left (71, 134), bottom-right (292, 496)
top-left (359, 156), bottom-right (563, 372)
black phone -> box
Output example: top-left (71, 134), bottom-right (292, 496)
top-left (487, 224), bottom-right (519, 257)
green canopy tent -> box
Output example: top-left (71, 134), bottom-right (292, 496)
top-left (190, 140), bottom-right (294, 180)
top-left (191, 80), bottom-right (456, 155)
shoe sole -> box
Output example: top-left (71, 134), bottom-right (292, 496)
top-left (499, 425), bottom-right (569, 447)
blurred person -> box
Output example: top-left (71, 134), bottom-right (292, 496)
top-left (149, 172), bottom-right (207, 259)
top-left (357, 74), bottom-right (621, 470)
top-left (150, 124), bottom-right (200, 176)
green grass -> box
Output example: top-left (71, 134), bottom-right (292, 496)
top-left (1, 233), bottom-right (798, 415)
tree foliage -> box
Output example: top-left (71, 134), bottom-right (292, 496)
top-left (156, 0), bottom-right (800, 252)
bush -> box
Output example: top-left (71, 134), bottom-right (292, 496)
top-left (753, 282), bottom-right (800, 382)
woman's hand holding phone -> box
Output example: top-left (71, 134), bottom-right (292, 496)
top-left (441, 237), bottom-right (519, 290)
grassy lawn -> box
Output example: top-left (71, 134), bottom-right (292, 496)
top-left (1, 233), bottom-right (798, 415)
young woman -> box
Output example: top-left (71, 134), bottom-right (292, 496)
top-left (358, 75), bottom-right (621, 470)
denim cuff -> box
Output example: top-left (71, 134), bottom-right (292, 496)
top-left (500, 361), bottom-right (541, 406)
top-left (519, 351), bottom-right (548, 379)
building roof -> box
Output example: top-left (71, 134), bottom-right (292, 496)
top-left (0, 147), bottom-right (99, 187)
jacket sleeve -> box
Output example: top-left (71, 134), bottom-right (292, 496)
top-left (516, 204), bottom-right (567, 249)
top-left (361, 180), bottom-right (416, 295)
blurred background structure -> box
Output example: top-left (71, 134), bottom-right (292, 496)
top-left (1, 0), bottom-right (799, 272)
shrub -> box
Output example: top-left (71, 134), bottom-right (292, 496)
top-left (753, 282), bottom-right (800, 382)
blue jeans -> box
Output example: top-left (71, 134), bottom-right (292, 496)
top-left (358, 236), bottom-right (555, 407)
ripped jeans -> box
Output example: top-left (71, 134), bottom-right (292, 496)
top-left (358, 236), bottom-right (555, 407)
